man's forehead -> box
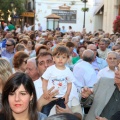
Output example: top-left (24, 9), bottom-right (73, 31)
top-left (38, 55), bottom-right (52, 62)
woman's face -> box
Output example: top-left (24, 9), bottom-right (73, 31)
top-left (8, 84), bottom-right (33, 115)
top-left (19, 57), bottom-right (29, 72)
top-left (27, 41), bottom-right (33, 49)
top-left (46, 42), bottom-right (52, 49)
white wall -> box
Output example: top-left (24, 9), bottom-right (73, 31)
top-left (34, 0), bottom-right (102, 32)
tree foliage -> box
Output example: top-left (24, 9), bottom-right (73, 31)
top-left (0, 0), bottom-right (26, 22)
top-left (113, 16), bottom-right (120, 33)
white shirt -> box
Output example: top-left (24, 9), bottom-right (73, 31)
top-left (34, 78), bottom-right (43, 100)
top-left (4, 26), bottom-right (9, 31)
top-left (97, 48), bottom-right (111, 60)
top-left (42, 65), bottom-right (76, 98)
top-left (73, 60), bottom-right (97, 91)
top-left (97, 66), bottom-right (115, 81)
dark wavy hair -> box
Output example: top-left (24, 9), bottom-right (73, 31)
top-left (1, 72), bottom-right (38, 120)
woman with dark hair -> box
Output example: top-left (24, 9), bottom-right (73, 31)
top-left (0, 72), bottom-right (47, 120)
top-left (43, 40), bottom-right (52, 50)
top-left (24, 39), bottom-right (36, 58)
top-left (13, 51), bottom-right (29, 72)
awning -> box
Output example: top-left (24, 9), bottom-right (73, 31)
top-left (94, 3), bottom-right (104, 15)
top-left (45, 14), bottom-right (61, 19)
top-left (21, 12), bottom-right (34, 17)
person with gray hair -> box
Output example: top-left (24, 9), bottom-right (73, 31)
top-left (73, 49), bottom-right (97, 92)
top-left (87, 44), bottom-right (107, 74)
top-left (71, 37), bottom-right (80, 55)
top-left (97, 51), bottom-right (118, 80)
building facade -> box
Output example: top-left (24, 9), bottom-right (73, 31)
top-left (34, 0), bottom-right (120, 33)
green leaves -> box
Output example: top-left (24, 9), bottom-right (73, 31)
top-left (0, 0), bottom-right (25, 22)
top-left (81, 8), bottom-right (89, 12)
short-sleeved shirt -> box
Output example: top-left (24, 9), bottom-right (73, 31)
top-left (42, 65), bottom-right (76, 98)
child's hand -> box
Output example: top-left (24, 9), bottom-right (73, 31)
top-left (43, 91), bottom-right (50, 100)
top-left (62, 94), bottom-right (69, 104)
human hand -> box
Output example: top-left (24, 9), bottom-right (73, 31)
top-left (43, 91), bottom-right (50, 100)
top-left (62, 94), bottom-right (69, 104)
top-left (56, 104), bottom-right (72, 114)
top-left (95, 116), bottom-right (107, 120)
top-left (39, 87), bottom-right (59, 106)
top-left (81, 87), bottom-right (93, 98)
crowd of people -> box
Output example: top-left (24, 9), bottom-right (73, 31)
top-left (0, 21), bottom-right (120, 120)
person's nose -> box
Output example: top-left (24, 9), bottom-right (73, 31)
top-left (44, 62), bottom-right (49, 68)
top-left (15, 94), bottom-right (20, 101)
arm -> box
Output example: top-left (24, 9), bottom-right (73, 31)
top-left (63, 83), bottom-right (72, 104)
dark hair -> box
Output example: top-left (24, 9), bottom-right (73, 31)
top-left (13, 51), bottom-right (29, 68)
top-left (36, 45), bottom-right (48, 56)
top-left (66, 42), bottom-right (75, 48)
top-left (77, 46), bottom-right (86, 53)
top-left (45, 113), bottom-right (80, 120)
top-left (28, 39), bottom-right (35, 50)
top-left (36, 51), bottom-right (52, 66)
top-left (1, 72), bottom-right (38, 120)
top-left (52, 46), bottom-right (70, 58)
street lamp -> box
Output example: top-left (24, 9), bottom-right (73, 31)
top-left (81, 0), bottom-right (89, 28)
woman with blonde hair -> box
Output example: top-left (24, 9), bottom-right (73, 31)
top-left (0, 58), bottom-right (13, 110)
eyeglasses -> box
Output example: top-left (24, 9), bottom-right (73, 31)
top-left (6, 44), bottom-right (13, 46)
top-left (23, 60), bottom-right (27, 64)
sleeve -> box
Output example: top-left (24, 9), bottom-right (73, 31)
top-left (73, 65), bottom-right (85, 88)
top-left (67, 68), bottom-right (77, 83)
top-left (42, 67), bottom-right (51, 80)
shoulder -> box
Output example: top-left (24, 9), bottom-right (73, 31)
top-left (38, 112), bottom-right (47, 120)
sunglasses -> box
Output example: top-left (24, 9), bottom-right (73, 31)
top-left (23, 60), bottom-right (27, 64)
top-left (6, 44), bottom-right (13, 46)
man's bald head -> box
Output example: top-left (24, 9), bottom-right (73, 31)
top-left (82, 49), bottom-right (94, 63)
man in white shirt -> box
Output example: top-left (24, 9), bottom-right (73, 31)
top-left (26, 57), bottom-right (43, 100)
top-left (97, 51), bottom-right (118, 80)
top-left (73, 49), bottom-right (97, 92)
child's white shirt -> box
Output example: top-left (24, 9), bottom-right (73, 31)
top-left (42, 65), bottom-right (76, 98)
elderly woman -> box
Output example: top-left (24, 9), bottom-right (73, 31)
top-left (0, 58), bottom-right (13, 111)
top-left (13, 51), bottom-right (29, 73)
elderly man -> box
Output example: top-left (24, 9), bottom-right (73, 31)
top-left (81, 62), bottom-right (120, 120)
top-left (26, 57), bottom-right (42, 100)
top-left (73, 49), bottom-right (97, 92)
top-left (97, 39), bottom-right (111, 59)
top-left (87, 44), bottom-right (107, 74)
top-left (97, 51), bottom-right (118, 80)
